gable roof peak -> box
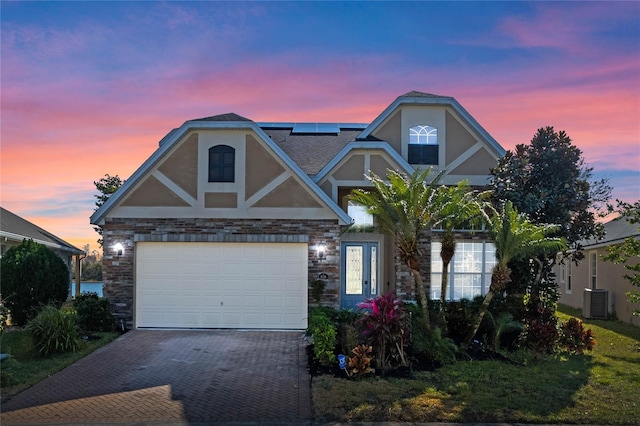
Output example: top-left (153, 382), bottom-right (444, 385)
top-left (188, 112), bottom-right (252, 122)
top-left (0, 207), bottom-right (84, 255)
top-left (400, 90), bottom-right (446, 99)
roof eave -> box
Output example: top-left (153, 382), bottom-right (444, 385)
top-left (313, 141), bottom-right (414, 183)
top-left (358, 95), bottom-right (506, 158)
top-left (0, 231), bottom-right (84, 255)
top-left (91, 120), bottom-right (353, 226)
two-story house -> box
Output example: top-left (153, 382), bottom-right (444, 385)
top-left (90, 91), bottom-right (506, 329)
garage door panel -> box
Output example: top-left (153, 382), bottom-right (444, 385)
top-left (136, 242), bottom-right (307, 329)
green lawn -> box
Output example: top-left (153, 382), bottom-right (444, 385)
top-left (312, 306), bottom-right (640, 424)
top-left (1, 329), bottom-right (119, 401)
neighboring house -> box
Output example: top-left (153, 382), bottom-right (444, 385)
top-left (557, 216), bottom-right (640, 327)
top-left (0, 207), bottom-right (85, 297)
top-left (91, 91), bottom-right (506, 330)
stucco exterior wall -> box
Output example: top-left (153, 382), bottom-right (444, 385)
top-left (558, 248), bottom-right (640, 327)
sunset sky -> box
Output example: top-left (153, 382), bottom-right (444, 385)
top-left (1, 1), bottom-right (639, 253)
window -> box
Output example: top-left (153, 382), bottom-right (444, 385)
top-left (431, 241), bottom-right (496, 301)
top-left (559, 260), bottom-right (572, 293)
top-left (347, 200), bottom-right (374, 227)
top-left (409, 125), bottom-right (438, 145)
top-left (208, 145), bottom-right (235, 182)
top-left (408, 125), bottom-right (438, 164)
top-left (590, 252), bottom-right (597, 289)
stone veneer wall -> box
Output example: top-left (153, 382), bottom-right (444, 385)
top-left (102, 218), bottom-right (341, 328)
top-left (393, 233), bottom-right (432, 300)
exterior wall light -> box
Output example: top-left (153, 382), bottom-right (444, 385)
top-left (113, 243), bottom-right (124, 256)
top-left (317, 244), bottom-right (326, 259)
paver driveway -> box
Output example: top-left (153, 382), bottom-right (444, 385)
top-left (0, 330), bottom-right (312, 424)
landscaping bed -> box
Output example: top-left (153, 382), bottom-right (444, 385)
top-left (309, 304), bottom-right (640, 424)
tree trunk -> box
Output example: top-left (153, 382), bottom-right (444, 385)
top-left (464, 290), bottom-right (494, 346)
top-left (440, 236), bottom-right (456, 305)
top-left (440, 257), bottom-right (452, 305)
top-left (439, 236), bottom-right (455, 332)
top-left (464, 264), bottom-right (511, 346)
top-left (408, 257), bottom-right (431, 332)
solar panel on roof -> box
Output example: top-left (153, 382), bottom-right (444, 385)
top-left (292, 123), bottom-right (318, 133)
top-left (257, 122), bottom-right (295, 129)
top-left (292, 123), bottom-right (340, 134)
top-left (318, 123), bottom-right (340, 133)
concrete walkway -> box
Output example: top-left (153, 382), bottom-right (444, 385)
top-left (0, 330), bottom-right (312, 424)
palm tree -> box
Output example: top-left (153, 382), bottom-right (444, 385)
top-left (350, 169), bottom-right (444, 331)
top-left (435, 182), bottom-right (481, 306)
top-left (463, 200), bottom-right (566, 346)
top-left (433, 183), bottom-right (483, 333)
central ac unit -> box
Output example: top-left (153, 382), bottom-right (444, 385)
top-left (583, 288), bottom-right (608, 319)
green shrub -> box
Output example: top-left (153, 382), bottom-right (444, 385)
top-left (73, 292), bottom-right (115, 332)
top-left (27, 305), bottom-right (80, 357)
top-left (308, 307), bottom-right (337, 366)
top-left (337, 322), bottom-right (360, 355)
top-left (493, 312), bottom-right (524, 351)
top-left (408, 305), bottom-right (457, 368)
top-left (308, 307), bottom-right (331, 332)
top-left (0, 300), bottom-right (9, 335)
top-left (0, 239), bottom-right (70, 325)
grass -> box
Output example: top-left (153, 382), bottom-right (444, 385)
top-left (1, 329), bottom-right (119, 401)
top-left (312, 305), bottom-right (640, 424)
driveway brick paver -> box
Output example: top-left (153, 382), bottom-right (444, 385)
top-left (0, 329), bottom-right (311, 424)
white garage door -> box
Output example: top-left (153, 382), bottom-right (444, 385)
top-left (136, 242), bottom-right (308, 329)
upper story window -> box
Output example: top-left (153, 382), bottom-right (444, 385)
top-left (409, 125), bottom-right (438, 145)
top-left (408, 125), bottom-right (438, 165)
top-left (208, 145), bottom-right (235, 182)
top-left (347, 200), bottom-right (374, 227)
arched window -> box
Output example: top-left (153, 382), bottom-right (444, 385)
top-left (409, 125), bottom-right (437, 145)
top-left (208, 145), bottom-right (235, 182)
top-left (408, 125), bottom-right (438, 165)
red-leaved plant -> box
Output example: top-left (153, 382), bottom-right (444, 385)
top-left (521, 307), bottom-right (559, 354)
top-left (356, 292), bottom-right (409, 370)
top-left (559, 317), bottom-right (596, 354)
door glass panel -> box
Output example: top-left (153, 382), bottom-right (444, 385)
top-left (345, 246), bottom-right (363, 295)
top-left (370, 246), bottom-right (377, 295)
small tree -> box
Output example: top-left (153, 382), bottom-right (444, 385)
top-left (602, 200), bottom-right (640, 316)
top-left (93, 174), bottom-right (124, 248)
top-left (464, 201), bottom-right (566, 346)
top-left (350, 169), bottom-right (446, 331)
top-left (436, 182), bottom-right (482, 306)
top-left (0, 239), bottom-right (70, 325)
top-left (490, 126), bottom-right (611, 313)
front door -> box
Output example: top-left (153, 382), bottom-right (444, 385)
top-left (340, 242), bottom-right (379, 310)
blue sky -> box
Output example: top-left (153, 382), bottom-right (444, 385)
top-left (1, 1), bottom-right (638, 250)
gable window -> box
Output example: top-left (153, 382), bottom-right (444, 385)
top-left (431, 240), bottom-right (496, 301)
top-left (208, 145), bottom-right (235, 182)
top-left (408, 125), bottom-right (438, 165)
top-left (347, 200), bottom-right (374, 227)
